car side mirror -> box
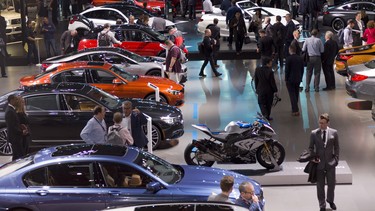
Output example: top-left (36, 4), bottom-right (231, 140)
top-left (146, 182), bottom-right (163, 193)
top-left (112, 78), bottom-right (123, 84)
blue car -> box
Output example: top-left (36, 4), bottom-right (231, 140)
top-left (0, 144), bottom-right (265, 211)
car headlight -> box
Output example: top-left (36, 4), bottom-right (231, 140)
top-left (167, 89), bottom-right (181, 95)
top-left (161, 115), bottom-right (181, 124)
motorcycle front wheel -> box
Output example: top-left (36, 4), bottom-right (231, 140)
top-left (184, 143), bottom-right (215, 167)
top-left (256, 142), bottom-right (285, 169)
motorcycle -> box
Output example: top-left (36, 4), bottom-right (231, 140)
top-left (184, 113), bottom-right (285, 169)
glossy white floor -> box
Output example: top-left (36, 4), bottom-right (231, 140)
top-left (1, 63), bottom-right (374, 211)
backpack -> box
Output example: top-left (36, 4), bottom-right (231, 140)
top-left (337, 28), bottom-right (345, 45)
top-left (98, 31), bottom-right (111, 46)
top-left (107, 126), bottom-right (123, 146)
top-left (179, 48), bottom-right (188, 64)
top-left (198, 42), bottom-right (204, 55)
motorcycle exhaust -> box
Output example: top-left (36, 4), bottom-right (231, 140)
top-left (192, 140), bottom-right (208, 152)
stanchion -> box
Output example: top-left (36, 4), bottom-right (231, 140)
top-left (147, 82), bottom-right (160, 102)
top-left (35, 37), bottom-right (43, 67)
top-left (143, 113), bottom-right (153, 154)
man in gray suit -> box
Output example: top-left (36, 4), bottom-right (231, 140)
top-left (309, 113), bottom-right (340, 211)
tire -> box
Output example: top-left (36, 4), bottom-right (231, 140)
top-left (332, 18), bottom-right (345, 32)
top-left (146, 69), bottom-right (162, 77)
top-left (144, 94), bottom-right (168, 104)
top-left (143, 124), bottom-right (162, 150)
top-left (256, 141), bottom-right (285, 169)
top-left (184, 143), bottom-right (215, 166)
top-left (0, 128), bottom-right (13, 156)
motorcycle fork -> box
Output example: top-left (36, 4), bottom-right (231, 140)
top-left (263, 142), bottom-right (282, 171)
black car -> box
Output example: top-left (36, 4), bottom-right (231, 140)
top-left (0, 83), bottom-right (184, 155)
top-left (323, 0), bottom-right (375, 32)
top-left (102, 3), bottom-right (159, 19)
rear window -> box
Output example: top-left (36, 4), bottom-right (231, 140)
top-left (0, 155), bottom-right (34, 178)
top-left (52, 144), bottom-right (127, 157)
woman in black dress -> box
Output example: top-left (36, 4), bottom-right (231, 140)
top-left (230, 12), bottom-right (247, 55)
top-left (15, 96), bottom-right (31, 155)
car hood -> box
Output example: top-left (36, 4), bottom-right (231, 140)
top-left (20, 74), bottom-right (48, 86)
top-left (176, 165), bottom-right (262, 197)
top-left (121, 98), bottom-right (182, 114)
top-left (136, 76), bottom-right (183, 90)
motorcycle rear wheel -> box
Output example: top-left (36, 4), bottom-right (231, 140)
top-left (256, 142), bottom-right (285, 169)
top-left (184, 143), bottom-right (215, 167)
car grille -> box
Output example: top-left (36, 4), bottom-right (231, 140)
top-left (10, 19), bottom-right (21, 25)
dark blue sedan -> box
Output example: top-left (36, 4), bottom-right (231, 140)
top-left (0, 144), bottom-right (265, 211)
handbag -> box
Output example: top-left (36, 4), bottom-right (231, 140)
top-left (244, 36), bottom-right (251, 44)
top-left (248, 21), bottom-right (257, 33)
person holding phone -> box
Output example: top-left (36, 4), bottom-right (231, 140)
top-left (121, 101), bottom-right (148, 148)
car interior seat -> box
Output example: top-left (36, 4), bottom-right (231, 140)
top-left (129, 174), bottom-right (142, 187)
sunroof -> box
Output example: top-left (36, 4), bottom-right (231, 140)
top-left (52, 144), bottom-right (127, 157)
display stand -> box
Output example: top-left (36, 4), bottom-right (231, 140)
top-left (144, 113), bottom-right (153, 154)
top-left (147, 83), bottom-right (160, 102)
top-left (35, 37), bottom-right (43, 67)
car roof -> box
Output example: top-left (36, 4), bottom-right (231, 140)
top-left (56, 61), bottom-right (110, 69)
top-left (20, 83), bottom-right (96, 96)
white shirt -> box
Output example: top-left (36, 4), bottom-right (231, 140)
top-left (203, 0), bottom-right (213, 12)
top-left (321, 127), bottom-right (329, 148)
top-left (121, 115), bottom-right (132, 134)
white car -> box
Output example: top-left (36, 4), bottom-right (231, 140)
top-left (197, 6), bottom-right (300, 37)
top-left (68, 6), bottom-right (174, 34)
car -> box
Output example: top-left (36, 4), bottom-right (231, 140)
top-left (91, 0), bottom-right (166, 15)
top-left (40, 47), bottom-right (187, 78)
top-left (68, 6), bottom-right (174, 35)
top-left (0, 144), bottom-right (265, 210)
top-left (105, 201), bottom-right (251, 211)
top-left (78, 23), bottom-right (168, 57)
top-left (335, 43), bottom-right (375, 76)
top-left (2, 7), bottom-right (22, 41)
top-left (322, 0), bottom-right (375, 32)
top-left (0, 83), bottom-right (184, 154)
top-left (19, 61), bottom-right (184, 106)
top-left (197, 6), bottom-right (301, 37)
top-left (345, 60), bottom-right (375, 120)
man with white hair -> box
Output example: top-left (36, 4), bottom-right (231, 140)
top-left (321, 31), bottom-right (339, 91)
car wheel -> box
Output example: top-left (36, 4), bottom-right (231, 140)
top-left (147, 69), bottom-right (162, 77)
top-left (0, 128), bottom-right (13, 156)
top-left (143, 124), bottom-right (162, 150)
top-left (145, 94), bottom-right (168, 104)
top-left (332, 18), bottom-right (344, 32)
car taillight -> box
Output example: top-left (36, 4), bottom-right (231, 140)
top-left (323, 11), bottom-right (329, 15)
top-left (69, 16), bottom-right (78, 24)
top-left (339, 55), bottom-right (353, 61)
top-left (351, 73), bottom-right (368, 82)
top-left (41, 63), bottom-right (50, 72)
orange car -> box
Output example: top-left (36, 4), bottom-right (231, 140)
top-left (335, 43), bottom-right (375, 76)
top-left (20, 61), bottom-right (184, 106)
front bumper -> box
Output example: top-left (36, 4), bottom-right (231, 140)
top-left (162, 122), bottom-right (184, 141)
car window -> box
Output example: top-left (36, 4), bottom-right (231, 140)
top-left (358, 3), bottom-right (374, 11)
top-left (342, 3), bottom-right (358, 10)
top-left (0, 155), bottom-right (33, 178)
top-left (75, 55), bottom-right (90, 61)
top-left (52, 69), bottom-right (86, 83)
top-left (107, 10), bottom-right (126, 22)
top-left (99, 162), bottom-right (153, 188)
top-left (110, 65), bottom-right (137, 81)
top-left (103, 54), bottom-right (134, 64)
top-left (62, 94), bottom-right (100, 111)
top-left (120, 50), bottom-right (147, 62)
top-left (25, 94), bottom-right (60, 111)
top-left (24, 162), bottom-right (96, 187)
top-left (124, 29), bottom-right (146, 41)
top-left (365, 60), bottom-right (375, 69)
top-left (86, 87), bottom-right (120, 109)
top-left (89, 69), bottom-right (117, 84)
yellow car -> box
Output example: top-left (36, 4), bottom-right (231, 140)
top-left (335, 43), bottom-right (375, 76)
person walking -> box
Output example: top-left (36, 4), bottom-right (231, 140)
top-left (285, 45), bottom-right (304, 116)
top-left (151, 17), bottom-right (166, 33)
top-left (302, 29), bottom-right (324, 92)
top-left (290, 29), bottom-right (302, 56)
top-left (199, 29), bottom-right (222, 77)
top-left (257, 29), bottom-right (275, 60)
top-left (208, 175), bottom-right (234, 202)
top-left (226, 0), bottom-right (241, 46)
top-left (97, 23), bottom-right (121, 47)
top-left (108, 112), bottom-right (134, 146)
top-left (80, 106), bottom-right (107, 144)
top-left (363, 20), bottom-right (375, 45)
top-left (298, 0), bottom-right (309, 30)
top-left (60, 29), bottom-right (78, 55)
top-left (252, 9), bottom-right (262, 44)
top-left (273, 16), bottom-right (286, 69)
top-left (41, 17), bottom-right (57, 57)
top-left (234, 182), bottom-right (262, 211)
top-left (188, 0), bottom-right (196, 20)
top-left (165, 39), bottom-right (183, 83)
top-left (15, 96), bottom-right (31, 155)
top-left (230, 12), bottom-right (246, 55)
top-left (0, 10), bottom-right (10, 58)
top-left (322, 31), bottom-right (339, 91)
top-left (121, 101), bottom-right (149, 149)
top-left (220, 0), bottom-right (231, 15)
top-left (207, 18), bottom-right (221, 67)
top-left (26, 20), bottom-right (38, 65)
top-left (5, 95), bottom-right (24, 160)
top-left (169, 27), bottom-right (187, 53)
top-left (343, 19), bottom-right (355, 49)
top-left (284, 14), bottom-right (296, 57)
top-left (263, 17), bottom-right (274, 38)
top-left (307, 0), bottom-right (319, 30)
top-left (309, 113), bottom-right (340, 211)
top-left (254, 57), bottom-right (278, 121)
top-left (353, 12), bottom-right (364, 47)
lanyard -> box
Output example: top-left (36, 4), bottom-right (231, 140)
top-left (93, 117), bottom-right (106, 132)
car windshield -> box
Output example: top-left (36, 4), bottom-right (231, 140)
top-left (237, 1), bottom-right (257, 9)
top-left (86, 87), bottom-right (121, 109)
top-left (135, 151), bottom-right (182, 184)
top-left (0, 155), bottom-right (34, 178)
top-left (0, 90), bottom-right (23, 103)
top-left (110, 65), bottom-right (139, 81)
top-left (120, 50), bottom-right (147, 62)
top-left (143, 27), bottom-right (166, 42)
top-left (365, 60), bottom-right (375, 69)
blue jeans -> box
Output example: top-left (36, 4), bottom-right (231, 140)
top-left (44, 39), bottom-right (57, 58)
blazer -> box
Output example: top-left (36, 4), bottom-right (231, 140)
top-left (322, 39), bottom-right (339, 65)
top-left (285, 21), bottom-right (296, 44)
top-left (290, 39), bottom-right (302, 56)
top-left (309, 127), bottom-right (340, 170)
top-left (259, 36), bottom-right (275, 58)
top-left (254, 66), bottom-right (278, 95)
top-left (285, 54), bottom-right (304, 84)
top-left (5, 105), bottom-right (22, 144)
top-left (130, 112), bottom-right (148, 148)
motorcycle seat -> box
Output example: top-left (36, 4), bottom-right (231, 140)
top-left (236, 122), bottom-right (252, 128)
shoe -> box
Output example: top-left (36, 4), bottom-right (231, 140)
top-left (322, 87), bottom-right (332, 91)
top-left (215, 72), bottom-right (222, 77)
top-left (199, 74), bottom-right (207, 77)
top-left (327, 202), bottom-right (336, 210)
top-left (320, 208), bottom-right (325, 211)
top-left (305, 88), bottom-right (309, 92)
top-left (1, 75), bottom-right (7, 78)
top-left (214, 65), bottom-right (220, 68)
top-left (292, 112), bottom-right (300, 116)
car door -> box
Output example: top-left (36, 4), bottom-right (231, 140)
top-left (120, 29), bottom-right (161, 56)
top-left (25, 161), bottom-right (107, 211)
top-left (97, 162), bottom-right (173, 207)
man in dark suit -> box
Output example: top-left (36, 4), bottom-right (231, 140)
top-left (121, 101), bottom-right (148, 148)
top-left (5, 95), bottom-right (24, 160)
top-left (199, 29), bottom-right (222, 77)
top-left (207, 18), bottom-right (221, 67)
top-left (322, 31), bottom-right (339, 90)
top-left (284, 14), bottom-right (296, 58)
top-left (285, 45), bottom-right (304, 116)
top-left (309, 113), bottom-right (340, 211)
top-left (257, 29), bottom-right (275, 59)
top-left (353, 12), bottom-right (365, 47)
top-left (272, 15), bottom-right (286, 69)
top-left (290, 29), bottom-right (302, 56)
top-left (254, 57), bottom-right (278, 121)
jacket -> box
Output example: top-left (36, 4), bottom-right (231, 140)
top-left (254, 66), bottom-right (278, 95)
top-left (363, 28), bottom-right (375, 44)
top-left (121, 112), bottom-right (148, 148)
top-left (285, 54), bottom-right (304, 84)
top-left (322, 39), bottom-right (339, 65)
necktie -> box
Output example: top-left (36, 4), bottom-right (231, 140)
top-left (322, 130), bottom-right (326, 146)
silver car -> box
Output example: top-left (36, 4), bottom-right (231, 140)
top-left (41, 47), bottom-right (187, 78)
top-left (345, 60), bottom-right (375, 120)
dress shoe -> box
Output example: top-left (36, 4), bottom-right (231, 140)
top-left (328, 202), bottom-right (337, 210)
top-left (215, 72), bottom-right (222, 77)
top-left (320, 208), bottom-right (325, 211)
top-left (292, 112), bottom-right (300, 116)
top-left (322, 87), bottom-right (332, 91)
top-left (1, 75), bottom-right (7, 78)
top-left (199, 73), bottom-right (207, 77)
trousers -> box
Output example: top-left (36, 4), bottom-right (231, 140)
top-left (306, 56), bottom-right (322, 91)
top-left (316, 168), bottom-right (336, 208)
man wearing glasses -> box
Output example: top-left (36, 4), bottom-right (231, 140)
top-left (121, 101), bottom-right (148, 148)
top-left (235, 182), bottom-right (261, 211)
